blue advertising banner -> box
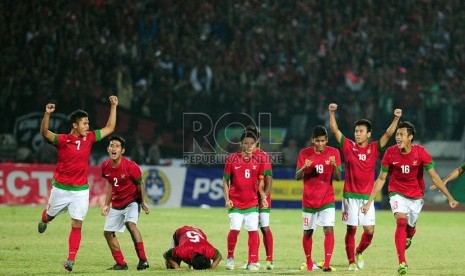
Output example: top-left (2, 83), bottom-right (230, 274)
top-left (182, 168), bottom-right (225, 207)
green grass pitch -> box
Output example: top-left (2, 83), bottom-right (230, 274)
top-left (0, 206), bottom-right (464, 275)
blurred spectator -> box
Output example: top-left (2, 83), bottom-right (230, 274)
top-left (130, 135), bottom-right (146, 165)
top-left (146, 135), bottom-right (162, 165)
top-left (34, 141), bottom-right (58, 164)
top-left (281, 138), bottom-right (299, 168)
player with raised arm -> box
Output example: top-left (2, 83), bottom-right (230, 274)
top-left (296, 125), bottom-right (342, 272)
top-left (101, 135), bottom-right (150, 271)
top-left (163, 225), bottom-right (222, 270)
top-left (328, 103), bottom-right (402, 271)
top-left (361, 121), bottom-right (459, 275)
top-left (37, 96), bottom-right (118, 271)
top-left (223, 130), bottom-right (267, 271)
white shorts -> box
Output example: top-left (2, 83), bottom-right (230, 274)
top-left (302, 208), bottom-right (335, 230)
top-left (389, 194), bottom-right (424, 227)
top-left (47, 186), bottom-right (89, 221)
top-left (341, 198), bottom-right (375, 226)
top-left (259, 212), bottom-right (270, 228)
top-left (229, 211), bottom-right (259, 231)
top-left (104, 202), bottom-right (140, 232)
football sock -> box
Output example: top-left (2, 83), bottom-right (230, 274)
top-left (247, 231), bottom-right (260, 263)
top-left (67, 227), bottom-right (81, 261)
top-left (395, 218), bottom-right (407, 263)
top-left (262, 228), bottom-right (274, 261)
top-left (356, 232), bottom-right (374, 253)
top-left (227, 230), bottom-right (240, 259)
top-left (111, 249), bottom-right (126, 265)
top-left (345, 227), bottom-right (356, 263)
top-left (406, 225), bottom-right (416, 239)
top-left (41, 209), bottom-right (48, 223)
top-left (302, 234), bottom-right (313, 268)
top-left (134, 242), bottom-right (147, 261)
top-left (323, 232), bottom-right (334, 268)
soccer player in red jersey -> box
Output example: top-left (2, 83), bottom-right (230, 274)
top-left (223, 130), bottom-right (267, 271)
top-left (296, 125), bottom-right (342, 272)
top-left (163, 225), bottom-right (222, 270)
top-left (37, 96), bottom-right (118, 271)
top-left (245, 125), bottom-right (274, 270)
top-left (101, 135), bottom-right (150, 271)
top-left (328, 103), bottom-right (402, 271)
top-left (361, 121), bottom-right (459, 275)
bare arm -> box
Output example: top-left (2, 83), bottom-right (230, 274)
top-left (330, 156), bottom-right (342, 181)
top-left (210, 250), bottom-right (222, 268)
top-left (223, 178), bottom-right (233, 209)
top-left (99, 95), bottom-right (118, 139)
top-left (442, 165), bottom-right (465, 186)
top-left (328, 103), bottom-right (343, 143)
top-left (101, 182), bottom-right (113, 216)
top-left (296, 159), bottom-right (311, 180)
top-left (40, 103), bottom-right (57, 143)
top-left (258, 178), bottom-right (268, 208)
top-left (163, 250), bottom-right (181, 269)
top-left (428, 167), bottom-right (459, 208)
top-left (361, 170), bottom-right (388, 213)
top-left (379, 108), bottom-right (402, 148)
top-left (138, 180), bottom-right (150, 214)
top-left (264, 175), bottom-right (273, 195)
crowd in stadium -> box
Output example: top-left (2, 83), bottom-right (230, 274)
top-left (1, 0), bottom-right (464, 163)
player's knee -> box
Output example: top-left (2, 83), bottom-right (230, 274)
top-left (104, 231), bottom-right (115, 239)
top-left (304, 229), bottom-right (314, 237)
top-left (396, 218), bottom-right (407, 227)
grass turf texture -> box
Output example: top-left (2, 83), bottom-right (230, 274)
top-left (0, 206), bottom-right (464, 275)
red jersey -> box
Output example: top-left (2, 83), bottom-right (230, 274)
top-left (172, 226), bottom-right (218, 264)
top-left (297, 146), bottom-right (341, 210)
top-left (339, 135), bottom-right (385, 199)
top-left (101, 157), bottom-right (142, 209)
top-left (255, 148), bottom-right (273, 208)
top-left (224, 152), bottom-right (264, 209)
top-left (52, 130), bottom-right (100, 190)
top-left (381, 144), bottom-right (434, 199)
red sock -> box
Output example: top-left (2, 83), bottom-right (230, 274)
top-left (247, 231), bottom-right (260, 263)
top-left (345, 227), bottom-right (356, 263)
top-left (406, 225), bottom-right (416, 238)
top-left (395, 218), bottom-right (407, 263)
top-left (67, 227), bottom-right (81, 261)
top-left (323, 232), bottom-right (334, 268)
top-left (111, 249), bottom-right (126, 265)
top-left (356, 232), bottom-right (374, 253)
top-left (302, 234), bottom-right (313, 269)
top-left (227, 230), bottom-right (240, 259)
top-left (41, 209), bottom-right (48, 223)
top-left (134, 242), bottom-right (147, 261)
top-left (262, 228), bottom-right (274, 261)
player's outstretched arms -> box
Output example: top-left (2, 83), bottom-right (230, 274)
top-left (432, 164), bottom-right (465, 190)
top-left (428, 167), bottom-right (459, 209)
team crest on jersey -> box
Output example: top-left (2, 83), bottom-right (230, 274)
top-left (367, 149), bottom-right (371, 154)
top-left (121, 174), bottom-right (126, 179)
top-left (325, 160), bottom-right (330, 165)
top-left (143, 168), bottom-right (170, 205)
top-left (413, 160), bottom-right (418, 165)
top-left (253, 165), bottom-right (257, 170)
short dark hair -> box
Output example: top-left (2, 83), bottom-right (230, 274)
top-left (245, 125), bottom-right (260, 138)
top-left (397, 121), bottom-right (416, 141)
top-left (312, 125), bottom-right (328, 139)
top-left (69, 110), bottom-right (88, 126)
top-left (354, 119), bottom-right (372, 133)
top-left (191, 253), bottom-right (211, 270)
top-left (240, 130), bottom-right (258, 142)
top-left (108, 135), bottom-right (126, 149)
